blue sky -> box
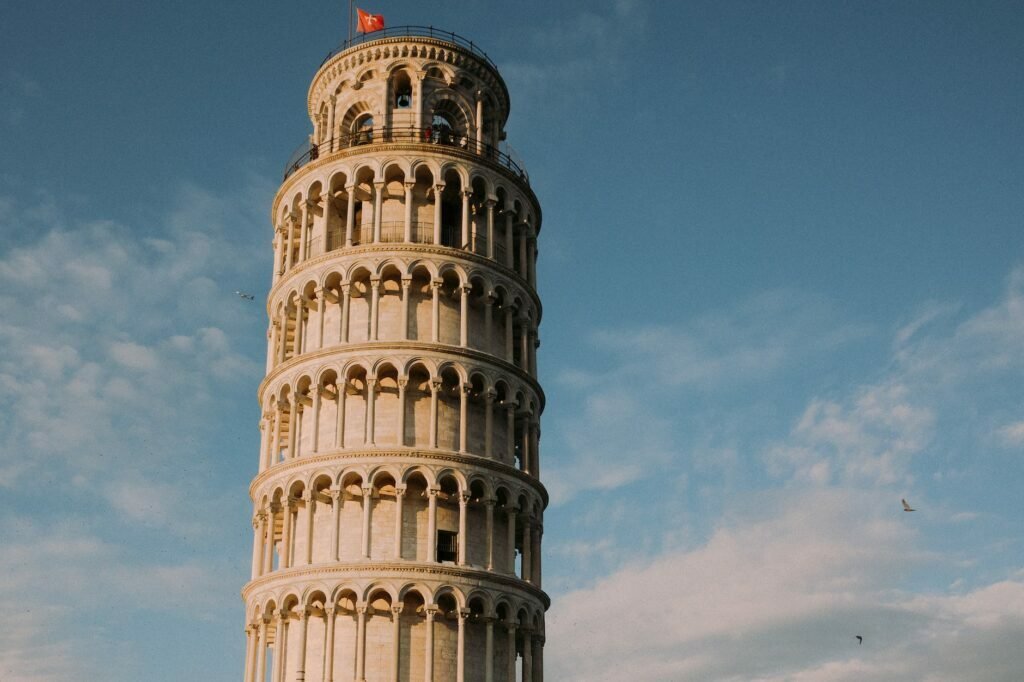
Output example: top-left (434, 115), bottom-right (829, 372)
top-left (1, 1), bottom-right (1023, 679)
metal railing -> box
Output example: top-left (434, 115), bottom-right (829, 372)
top-left (320, 26), bottom-right (499, 71)
top-left (282, 126), bottom-right (529, 184)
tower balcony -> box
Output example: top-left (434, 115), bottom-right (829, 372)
top-left (283, 125), bottom-right (529, 186)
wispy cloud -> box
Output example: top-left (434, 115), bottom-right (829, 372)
top-left (0, 177), bottom-right (272, 676)
top-left (547, 488), bottom-right (1022, 681)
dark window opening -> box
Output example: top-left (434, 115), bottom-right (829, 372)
top-left (436, 530), bottom-right (458, 563)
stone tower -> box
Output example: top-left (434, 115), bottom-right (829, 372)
top-left (242, 28), bottom-right (547, 682)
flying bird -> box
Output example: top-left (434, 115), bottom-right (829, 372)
top-left (856, 635), bottom-right (863, 645)
top-left (902, 498), bottom-right (916, 512)
top-left (234, 291), bottom-right (255, 301)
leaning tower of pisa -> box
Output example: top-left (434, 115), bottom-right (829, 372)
top-left (242, 27), bottom-right (547, 682)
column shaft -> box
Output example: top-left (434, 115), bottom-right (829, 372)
top-left (323, 608), bottom-right (336, 682)
top-left (361, 488), bottom-right (373, 558)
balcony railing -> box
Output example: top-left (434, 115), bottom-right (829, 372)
top-left (282, 126), bottom-right (529, 184)
top-left (320, 26), bottom-right (499, 71)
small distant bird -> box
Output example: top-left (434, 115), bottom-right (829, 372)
top-left (234, 291), bottom-right (255, 301)
top-left (902, 498), bottom-right (916, 512)
top-left (856, 635), bottom-right (863, 645)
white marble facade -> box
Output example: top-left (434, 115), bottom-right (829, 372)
top-left (243, 29), bottom-right (547, 682)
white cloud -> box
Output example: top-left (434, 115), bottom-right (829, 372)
top-left (546, 488), bottom-right (1022, 681)
top-left (996, 420), bottom-right (1024, 447)
top-left (764, 382), bottom-right (934, 486)
top-left (0, 178), bottom-right (272, 676)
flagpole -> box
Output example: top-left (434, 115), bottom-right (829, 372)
top-left (348, 0), bottom-right (353, 43)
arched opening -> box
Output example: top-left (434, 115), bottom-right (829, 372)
top-left (434, 592), bottom-right (461, 680)
top-left (438, 269), bottom-right (461, 347)
top-left (467, 372), bottom-right (488, 457)
top-left (466, 479), bottom-right (488, 567)
top-left (494, 488), bottom-right (512, 574)
top-left (352, 167), bottom-right (376, 245)
top-left (466, 596), bottom-right (489, 681)
top-left (378, 264), bottom-right (404, 340)
top-left (310, 474), bottom-right (334, 564)
top-left (494, 187), bottom-right (510, 264)
top-left (306, 181), bottom-right (324, 258)
top-left (323, 272), bottom-right (344, 347)
top-left (439, 169), bottom-right (463, 248)
top-left (370, 473), bottom-right (398, 559)
top-left (381, 165), bottom-right (406, 242)
top-left (374, 363), bottom-right (400, 446)
top-left (330, 590), bottom-right (359, 681)
top-left (435, 474), bottom-right (461, 564)
top-left (294, 375), bottom-right (313, 459)
top-left (494, 381), bottom-right (511, 464)
top-left (398, 590), bottom-right (426, 682)
top-left (407, 265), bottom-right (433, 342)
top-left (470, 176), bottom-right (488, 255)
top-left (412, 165), bottom-right (435, 243)
top-left (338, 472), bottom-right (365, 561)
top-left (348, 268), bottom-right (372, 343)
top-left (342, 365), bottom-right (369, 448)
top-left (404, 363), bottom-right (431, 447)
top-left (326, 173), bottom-right (349, 251)
top-left (467, 275), bottom-right (488, 351)
top-left (401, 472), bottom-right (429, 561)
top-left (437, 366), bottom-right (462, 452)
top-left (366, 589), bottom-right (395, 678)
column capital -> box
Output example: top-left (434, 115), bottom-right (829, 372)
top-left (458, 607), bottom-right (471, 621)
top-left (391, 604), bottom-right (404, 616)
top-left (356, 604), bottom-right (369, 615)
top-left (373, 180), bottom-right (386, 190)
top-left (276, 608), bottom-right (290, 620)
top-left (403, 180), bottom-right (416, 190)
top-left (424, 604), bottom-right (439, 618)
top-left (483, 198), bottom-right (497, 209)
top-left (458, 491), bottom-right (471, 505)
top-left (484, 388), bottom-right (497, 403)
top-left (301, 489), bottom-right (314, 503)
top-left (369, 275), bottom-right (381, 287)
top-left (460, 382), bottom-right (472, 395)
top-left (461, 189), bottom-right (474, 198)
top-left (397, 377), bottom-right (409, 389)
top-left (401, 276), bottom-right (413, 287)
top-left (433, 182), bottom-right (446, 192)
top-left (427, 487), bottom-right (440, 498)
top-left (361, 486), bottom-right (374, 498)
top-left (430, 278), bottom-right (443, 290)
top-left (429, 378), bottom-right (442, 393)
top-left (458, 283), bottom-right (472, 295)
top-left (395, 485), bottom-right (407, 498)
top-left (324, 604), bottom-right (337, 616)
top-left (328, 487), bottom-right (342, 501)
top-left (295, 607), bottom-right (310, 621)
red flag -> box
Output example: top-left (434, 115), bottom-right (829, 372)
top-left (357, 8), bottom-right (385, 33)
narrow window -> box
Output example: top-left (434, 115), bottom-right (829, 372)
top-left (436, 530), bottom-right (458, 563)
